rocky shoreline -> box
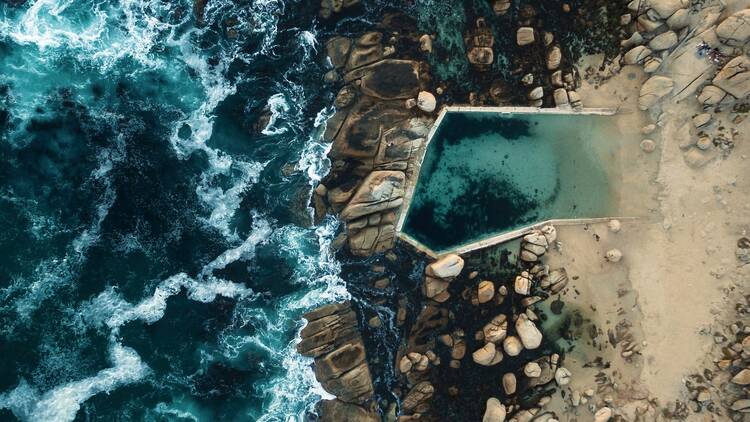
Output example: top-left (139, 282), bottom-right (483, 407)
top-left (298, 0), bottom-right (750, 421)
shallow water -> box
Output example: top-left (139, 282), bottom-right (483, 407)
top-left (402, 111), bottom-right (618, 253)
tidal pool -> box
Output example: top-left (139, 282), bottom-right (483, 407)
top-left (401, 110), bottom-right (619, 253)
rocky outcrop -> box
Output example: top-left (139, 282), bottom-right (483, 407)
top-left (315, 399), bottom-right (380, 422)
top-left (297, 302), bottom-right (375, 406)
top-left (314, 29), bottom-right (435, 256)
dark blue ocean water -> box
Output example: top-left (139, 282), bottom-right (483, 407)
top-left (0, 0), bottom-right (376, 420)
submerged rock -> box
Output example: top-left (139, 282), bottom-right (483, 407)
top-left (502, 373), bottom-right (517, 395)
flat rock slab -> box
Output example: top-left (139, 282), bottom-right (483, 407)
top-left (354, 59), bottom-right (421, 100)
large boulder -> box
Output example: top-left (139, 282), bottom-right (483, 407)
top-left (648, 30), bottom-right (678, 51)
top-left (716, 9), bottom-right (750, 46)
top-left (517, 27), bottom-right (535, 46)
top-left (483, 314), bottom-right (508, 343)
top-left (649, 0), bottom-right (688, 19)
top-left (713, 55), bottom-right (750, 99)
top-left (515, 314), bottom-right (543, 349)
top-left (623, 45), bottom-right (652, 64)
top-left (483, 398), bottom-right (507, 422)
top-left (639, 75), bottom-right (674, 109)
top-left (426, 254), bottom-right (464, 279)
top-left (341, 171), bottom-right (405, 221)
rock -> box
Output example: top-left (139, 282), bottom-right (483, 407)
top-left (568, 91), bottom-right (582, 110)
top-left (641, 124), bottom-right (656, 134)
top-left (543, 32), bottom-right (554, 46)
top-left (643, 57), bottom-right (662, 73)
top-left (546, 46), bottom-right (561, 70)
top-left (692, 113), bottom-right (711, 128)
top-left (298, 302), bottom-right (375, 404)
top-left (623, 46), bottom-right (652, 65)
top-left (621, 32), bottom-right (644, 48)
top-left (608, 219), bottom-right (622, 233)
top-left (368, 316), bottom-right (381, 328)
top-left (515, 272), bottom-right (532, 295)
top-left (553, 88), bottom-right (569, 107)
top-left (620, 14), bottom-right (632, 25)
top-left (422, 277), bottom-right (450, 300)
top-left (517, 27), bottom-right (535, 46)
top-left (467, 47), bottom-right (494, 67)
top-left (451, 340), bottom-right (466, 360)
top-left (698, 85), bottom-right (729, 106)
top-left (541, 225), bottom-right (557, 244)
top-left (637, 14), bottom-right (664, 33)
top-left (315, 399), bottom-right (380, 422)
top-left (648, 31), bottom-right (678, 51)
top-left (716, 9), bottom-right (750, 46)
top-left (713, 56), bottom-right (750, 100)
top-left (419, 34), bottom-right (432, 53)
top-left (548, 268), bottom-right (569, 294)
top-left (355, 60), bottom-right (421, 100)
top-left (639, 76), bottom-right (674, 110)
top-left (605, 249), bottom-right (623, 262)
top-left (594, 407), bottom-right (613, 422)
top-left (666, 8), bottom-right (689, 29)
top-left (399, 356), bottom-right (413, 373)
top-left (640, 139), bottom-right (656, 152)
top-left (524, 362), bottom-right (542, 378)
top-left (731, 399), bottom-right (750, 412)
top-left (516, 314), bottom-right (543, 349)
top-left (341, 171), bottom-right (404, 221)
top-left (502, 373), bottom-right (517, 395)
top-left (684, 146), bottom-right (715, 168)
top-left (649, 0), bottom-right (688, 19)
top-left (483, 314), bottom-right (508, 343)
top-left (478, 281), bottom-right (496, 304)
top-left (401, 382), bottom-right (434, 413)
top-left (503, 335), bottom-right (523, 356)
top-left (493, 0), bottom-right (511, 15)
top-left (417, 91), bottom-right (437, 113)
top-left (473, 342), bottom-right (503, 366)
top-left (696, 136), bottom-right (712, 150)
top-left (426, 254), bottom-right (464, 279)
top-left (326, 37), bottom-right (352, 69)
top-left (528, 86), bottom-right (544, 101)
top-left (483, 398), bottom-right (507, 422)
top-left (732, 369), bottom-right (750, 385)
top-left (555, 367), bottom-right (572, 385)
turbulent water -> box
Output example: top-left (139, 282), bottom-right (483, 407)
top-left (0, 0), bottom-right (373, 420)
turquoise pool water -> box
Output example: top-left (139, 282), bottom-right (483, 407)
top-left (401, 111), bottom-right (618, 253)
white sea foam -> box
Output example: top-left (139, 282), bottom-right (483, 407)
top-left (0, 341), bottom-right (150, 422)
top-left (261, 93), bottom-right (291, 136)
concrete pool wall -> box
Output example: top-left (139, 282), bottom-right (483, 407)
top-left (395, 106), bottom-right (631, 258)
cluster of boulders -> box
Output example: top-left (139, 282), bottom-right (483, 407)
top-left (312, 29), bottom-right (439, 256)
top-left (684, 294), bottom-right (750, 420)
top-left (386, 224), bottom-right (613, 421)
top-left (616, 1), bottom-right (749, 168)
top-left (297, 302), bottom-right (379, 421)
top-left (514, 21), bottom-right (584, 110)
top-left (619, 1), bottom-right (749, 110)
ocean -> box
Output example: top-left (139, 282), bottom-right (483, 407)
top-left (0, 0), bottom-right (380, 420)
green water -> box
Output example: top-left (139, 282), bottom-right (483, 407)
top-left (402, 111), bottom-right (617, 253)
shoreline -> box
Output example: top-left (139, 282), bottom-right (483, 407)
top-left (301, 0), bottom-right (750, 420)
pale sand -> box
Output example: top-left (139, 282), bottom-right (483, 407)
top-left (537, 41), bottom-right (750, 419)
